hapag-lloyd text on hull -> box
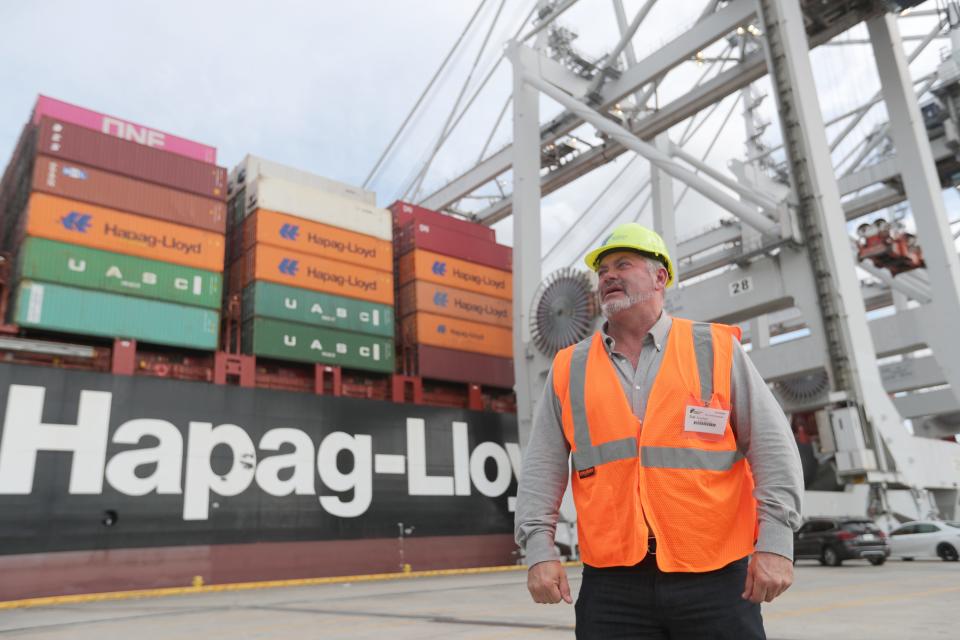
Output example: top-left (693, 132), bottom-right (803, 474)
top-left (0, 385), bottom-right (519, 520)
top-left (0, 366), bottom-right (519, 553)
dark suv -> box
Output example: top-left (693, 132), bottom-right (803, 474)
top-left (794, 517), bottom-right (890, 566)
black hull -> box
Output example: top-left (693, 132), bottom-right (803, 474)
top-left (0, 364), bottom-right (521, 599)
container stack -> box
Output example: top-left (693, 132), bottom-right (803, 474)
top-left (0, 96), bottom-right (226, 350)
top-left (226, 155), bottom-right (395, 373)
top-left (391, 201), bottom-right (514, 389)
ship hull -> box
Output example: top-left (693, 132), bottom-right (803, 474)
top-left (0, 363), bottom-right (520, 600)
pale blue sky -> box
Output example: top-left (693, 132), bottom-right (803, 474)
top-left (1, 1), bottom-right (951, 263)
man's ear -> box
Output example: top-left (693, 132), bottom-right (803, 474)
top-left (657, 266), bottom-right (669, 289)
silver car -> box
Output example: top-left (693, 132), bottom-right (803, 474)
top-left (889, 520), bottom-right (960, 562)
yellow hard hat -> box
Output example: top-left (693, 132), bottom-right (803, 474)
top-left (584, 222), bottom-right (675, 287)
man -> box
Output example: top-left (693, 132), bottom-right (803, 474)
top-left (515, 223), bottom-right (803, 639)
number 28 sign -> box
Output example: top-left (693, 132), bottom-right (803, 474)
top-left (728, 277), bottom-right (753, 297)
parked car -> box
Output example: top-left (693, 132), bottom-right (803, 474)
top-left (794, 517), bottom-right (890, 566)
top-left (889, 520), bottom-right (960, 562)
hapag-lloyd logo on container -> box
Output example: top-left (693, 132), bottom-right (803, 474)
top-left (452, 267), bottom-right (507, 290)
top-left (306, 234), bottom-right (378, 259)
top-left (277, 225), bottom-right (378, 260)
top-left (278, 224), bottom-right (300, 240)
top-left (305, 266), bottom-right (379, 292)
top-left (102, 223), bottom-right (203, 255)
top-left (60, 212), bottom-right (91, 233)
top-left (454, 298), bottom-right (508, 320)
top-left (0, 384), bottom-right (521, 521)
top-left (59, 206), bottom-right (203, 255)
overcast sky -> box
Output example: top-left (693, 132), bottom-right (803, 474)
top-left (1, 1), bottom-right (951, 267)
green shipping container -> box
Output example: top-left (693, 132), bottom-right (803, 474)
top-left (15, 281), bottom-right (219, 350)
top-left (243, 317), bottom-right (394, 373)
top-left (17, 238), bottom-right (221, 309)
top-left (242, 281), bottom-right (394, 337)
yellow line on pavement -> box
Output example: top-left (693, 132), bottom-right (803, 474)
top-left (0, 562), bottom-right (582, 610)
top-left (766, 585), bottom-right (960, 619)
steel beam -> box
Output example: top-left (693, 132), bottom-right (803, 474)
top-left (469, 18), bottom-right (867, 225)
top-left (651, 134), bottom-right (676, 258)
top-left (677, 221), bottom-right (742, 261)
top-left (508, 42), bottom-right (545, 448)
top-left (749, 337), bottom-right (827, 382)
top-left (842, 185), bottom-right (905, 220)
top-left (522, 69), bottom-right (782, 235)
top-left (601, 0), bottom-right (756, 106)
top-left (521, 0), bottom-right (582, 41)
top-left (587, 0), bottom-right (659, 97)
top-left (669, 142), bottom-right (782, 212)
top-left (870, 13), bottom-right (960, 408)
top-left (837, 134), bottom-right (951, 200)
top-left (756, 0), bottom-right (920, 482)
top-left (857, 259), bottom-right (932, 304)
top-left (895, 390), bottom-right (958, 421)
top-left (665, 255), bottom-right (793, 324)
top-left (419, 0), bottom-right (758, 212)
top-left (881, 355), bottom-right (945, 394)
top-left (870, 306), bottom-right (929, 358)
top-left (423, 2), bottom-right (871, 220)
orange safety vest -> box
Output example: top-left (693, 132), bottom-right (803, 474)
top-left (552, 317), bottom-right (757, 572)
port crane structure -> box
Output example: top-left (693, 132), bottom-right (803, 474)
top-left (371, 0), bottom-right (960, 522)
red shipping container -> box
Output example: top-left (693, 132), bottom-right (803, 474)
top-left (31, 155), bottom-right (226, 233)
top-left (396, 222), bottom-right (511, 271)
top-left (405, 344), bottom-right (514, 388)
top-left (389, 201), bottom-right (495, 241)
top-left (36, 117), bottom-right (227, 200)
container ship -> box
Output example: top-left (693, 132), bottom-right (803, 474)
top-left (0, 97), bottom-right (520, 602)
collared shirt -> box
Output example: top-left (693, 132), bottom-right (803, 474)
top-left (601, 312), bottom-right (671, 419)
top-left (515, 312), bottom-right (804, 568)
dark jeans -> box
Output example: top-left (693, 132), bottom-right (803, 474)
top-left (575, 555), bottom-right (765, 640)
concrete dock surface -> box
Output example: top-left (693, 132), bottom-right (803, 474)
top-left (0, 559), bottom-right (957, 639)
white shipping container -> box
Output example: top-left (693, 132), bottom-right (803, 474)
top-left (246, 177), bottom-right (392, 240)
top-left (229, 154), bottom-right (376, 205)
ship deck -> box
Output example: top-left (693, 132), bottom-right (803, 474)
top-left (0, 560), bottom-right (957, 639)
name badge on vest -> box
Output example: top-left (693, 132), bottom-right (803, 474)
top-left (683, 405), bottom-right (729, 435)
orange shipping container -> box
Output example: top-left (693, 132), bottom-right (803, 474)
top-left (401, 312), bottom-right (513, 358)
top-left (23, 192), bottom-right (224, 271)
top-left (242, 209), bottom-right (392, 272)
top-left (398, 281), bottom-right (512, 328)
top-left (237, 244), bottom-right (393, 305)
top-left (397, 249), bottom-right (512, 300)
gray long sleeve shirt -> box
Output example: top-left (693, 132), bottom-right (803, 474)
top-left (515, 313), bottom-right (804, 568)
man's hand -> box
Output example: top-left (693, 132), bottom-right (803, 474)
top-left (527, 560), bottom-right (573, 604)
top-left (742, 551), bottom-right (793, 603)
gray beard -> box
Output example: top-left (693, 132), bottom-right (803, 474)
top-left (600, 290), bottom-right (655, 318)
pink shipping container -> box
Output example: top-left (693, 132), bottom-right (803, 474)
top-left (389, 201), bottom-right (495, 242)
top-left (396, 222), bottom-right (512, 271)
top-left (32, 95), bottom-right (217, 163)
top-left (36, 118), bottom-right (227, 200)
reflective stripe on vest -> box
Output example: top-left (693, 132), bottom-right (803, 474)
top-left (569, 322), bottom-right (725, 472)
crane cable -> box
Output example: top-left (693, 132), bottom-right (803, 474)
top-left (362, 0), bottom-right (490, 189)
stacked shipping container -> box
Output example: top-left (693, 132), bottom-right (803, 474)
top-left (0, 96), bottom-right (226, 350)
top-left (226, 155), bottom-right (396, 373)
top-left (391, 201), bottom-right (515, 388)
